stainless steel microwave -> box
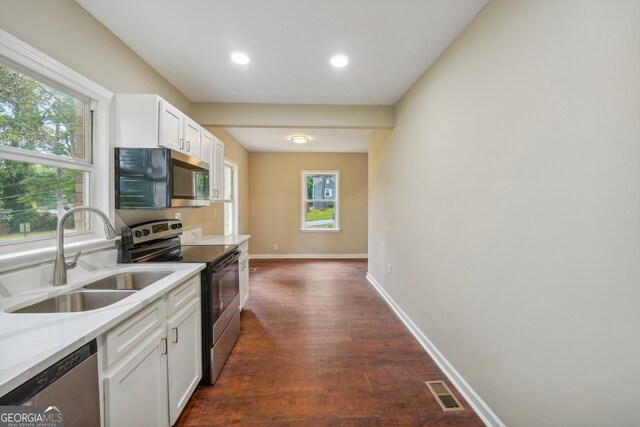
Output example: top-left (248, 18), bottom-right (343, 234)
top-left (115, 148), bottom-right (210, 209)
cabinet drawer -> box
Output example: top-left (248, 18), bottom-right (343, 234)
top-left (166, 275), bottom-right (199, 316)
top-left (104, 299), bottom-right (164, 368)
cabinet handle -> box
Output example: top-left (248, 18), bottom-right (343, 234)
top-left (161, 338), bottom-right (167, 355)
top-left (179, 138), bottom-right (184, 149)
top-left (172, 327), bottom-right (179, 344)
top-left (186, 140), bottom-right (190, 152)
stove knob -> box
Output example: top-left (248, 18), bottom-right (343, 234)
top-left (177, 223), bottom-right (183, 228)
top-left (142, 229), bottom-right (150, 236)
top-left (134, 230), bottom-right (142, 238)
top-left (171, 224), bottom-right (178, 229)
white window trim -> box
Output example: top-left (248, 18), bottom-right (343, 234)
top-left (300, 170), bottom-right (340, 232)
top-left (223, 158), bottom-right (239, 235)
top-left (0, 30), bottom-right (114, 267)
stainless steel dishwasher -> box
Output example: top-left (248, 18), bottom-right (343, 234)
top-left (0, 340), bottom-right (100, 427)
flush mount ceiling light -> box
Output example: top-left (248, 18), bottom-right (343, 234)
top-left (291, 136), bottom-right (309, 144)
top-left (230, 52), bottom-right (250, 65)
top-left (330, 54), bottom-right (349, 68)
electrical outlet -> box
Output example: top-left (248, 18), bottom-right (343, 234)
top-left (174, 213), bottom-right (181, 221)
top-left (387, 262), bottom-right (392, 275)
top-left (273, 243), bottom-right (278, 251)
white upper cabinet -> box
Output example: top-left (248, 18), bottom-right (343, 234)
top-left (200, 128), bottom-right (213, 169)
top-left (115, 94), bottom-right (204, 161)
top-left (183, 116), bottom-right (201, 158)
top-left (211, 137), bottom-right (225, 201)
top-left (201, 128), bottom-right (224, 201)
top-left (159, 100), bottom-right (183, 152)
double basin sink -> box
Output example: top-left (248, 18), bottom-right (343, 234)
top-left (12, 271), bottom-right (172, 314)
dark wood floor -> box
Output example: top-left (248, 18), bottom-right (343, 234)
top-left (177, 259), bottom-right (484, 426)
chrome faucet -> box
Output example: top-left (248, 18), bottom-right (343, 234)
top-left (53, 206), bottom-right (117, 286)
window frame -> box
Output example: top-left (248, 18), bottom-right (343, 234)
top-left (300, 170), bottom-right (340, 232)
top-left (0, 29), bottom-right (113, 264)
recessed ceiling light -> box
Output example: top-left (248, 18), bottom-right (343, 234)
top-left (330, 54), bottom-right (348, 68)
top-left (231, 52), bottom-right (250, 65)
top-left (291, 136), bottom-right (309, 144)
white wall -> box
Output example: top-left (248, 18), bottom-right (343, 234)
top-left (368, 1), bottom-right (640, 425)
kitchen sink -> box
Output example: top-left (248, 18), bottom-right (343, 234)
top-left (82, 271), bottom-right (172, 291)
top-left (12, 290), bottom-right (136, 314)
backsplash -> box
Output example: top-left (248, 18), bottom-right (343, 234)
top-left (115, 205), bottom-right (222, 236)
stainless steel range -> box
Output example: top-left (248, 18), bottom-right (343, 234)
top-left (119, 219), bottom-right (241, 385)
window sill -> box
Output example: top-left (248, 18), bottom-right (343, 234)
top-left (0, 237), bottom-right (120, 274)
top-left (299, 228), bottom-right (342, 233)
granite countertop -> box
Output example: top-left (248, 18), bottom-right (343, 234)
top-left (0, 262), bottom-right (205, 396)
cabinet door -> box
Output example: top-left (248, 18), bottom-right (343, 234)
top-left (183, 117), bottom-right (201, 158)
top-left (104, 330), bottom-right (169, 427)
top-left (239, 253), bottom-right (249, 309)
top-left (167, 299), bottom-right (202, 425)
top-left (211, 138), bottom-right (225, 201)
top-left (201, 129), bottom-right (213, 169)
top-left (159, 100), bottom-right (183, 151)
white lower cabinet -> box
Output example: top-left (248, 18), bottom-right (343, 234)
top-left (238, 241), bottom-right (250, 309)
top-left (167, 298), bottom-right (201, 425)
top-left (104, 329), bottom-right (169, 427)
top-left (102, 275), bottom-right (202, 427)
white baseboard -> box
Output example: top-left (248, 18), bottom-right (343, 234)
top-left (366, 272), bottom-right (505, 427)
top-left (250, 254), bottom-right (368, 259)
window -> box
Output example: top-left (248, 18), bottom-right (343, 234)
top-left (0, 31), bottom-right (112, 257)
top-left (223, 159), bottom-right (238, 235)
top-left (0, 63), bottom-right (92, 244)
top-left (301, 170), bottom-right (340, 231)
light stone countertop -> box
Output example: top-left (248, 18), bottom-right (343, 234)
top-left (0, 262), bottom-right (205, 396)
top-left (181, 233), bottom-right (251, 246)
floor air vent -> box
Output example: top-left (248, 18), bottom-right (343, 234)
top-left (425, 381), bottom-right (464, 412)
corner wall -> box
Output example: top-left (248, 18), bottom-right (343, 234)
top-left (368, 1), bottom-right (640, 425)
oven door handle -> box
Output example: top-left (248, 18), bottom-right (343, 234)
top-left (211, 250), bottom-right (241, 272)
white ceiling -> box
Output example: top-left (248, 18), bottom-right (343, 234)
top-left (224, 128), bottom-right (371, 153)
top-left (76, 0), bottom-right (488, 152)
top-left (76, 0), bottom-right (487, 105)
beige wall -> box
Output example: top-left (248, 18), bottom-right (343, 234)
top-left (368, 1), bottom-right (640, 425)
top-left (194, 103), bottom-right (394, 128)
top-left (249, 152), bottom-right (367, 255)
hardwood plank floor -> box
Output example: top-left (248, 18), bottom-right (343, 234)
top-left (177, 259), bottom-right (484, 426)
